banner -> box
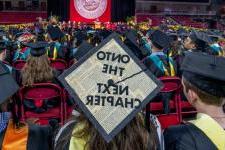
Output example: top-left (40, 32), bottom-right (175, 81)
top-left (70, 0), bottom-right (111, 22)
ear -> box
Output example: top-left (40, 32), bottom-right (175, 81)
top-left (187, 89), bottom-right (198, 105)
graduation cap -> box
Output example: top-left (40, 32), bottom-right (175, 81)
top-left (25, 41), bottom-right (49, 57)
top-left (167, 32), bottom-right (178, 42)
top-left (0, 62), bottom-right (19, 104)
top-left (58, 32), bottom-right (162, 143)
top-left (189, 31), bottom-right (212, 44)
top-left (177, 29), bottom-right (189, 37)
top-left (73, 41), bottom-right (94, 61)
top-left (207, 30), bottom-right (223, 43)
top-left (124, 30), bottom-right (146, 59)
top-left (47, 26), bottom-right (65, 40)
top-left (181, 52), bottom-right (225, 97)
top-left (16, 32), bottom-right (35, 43)
top-left (150, 30), bottom-right (170, 49)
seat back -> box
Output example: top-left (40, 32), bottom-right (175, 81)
top-left (12, 60), bottom-right (26, 70)
top-left (159, 76), bottom-right (182, 93)
top-left (50, 59), bottom-right (68, 72)
top-left (19, 83), bottom-right (64, 125)
top-left (146, 76), bottom-right (182, 129)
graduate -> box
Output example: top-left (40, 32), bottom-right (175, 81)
top-left (0, 62), bottom-right (52, 150)
top-left (21, 41), bottom-right (61, 86)
top-left (47, 26), bottom-right (67, 60)
top-left (164, 52), bottom-right (225, 150)
top-left (143, 30), bottom-right (177, 78)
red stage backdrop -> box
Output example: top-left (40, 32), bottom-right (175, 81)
top-left (70, 0), bottom-right (111, 22)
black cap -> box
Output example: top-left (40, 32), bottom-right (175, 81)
top-left (189, 31), bottom-right (212, 44)
top-left (150, 30), bottom-right (170, 49)
top-left (181, 52), bottom-right (225, 97)
top-left (47, 26), bottom-right (64, 40)
top-left (74, 41), bottom-right (94, 61)
top-left (25, 41), bottom-right (49, 57)
top-left (124, 30), bottom-right (146, 59)
top-left (0, 62), bottom-right (19, 104)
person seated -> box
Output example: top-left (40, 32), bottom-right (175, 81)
top-left (13, 32), bottom-right (35, 61)
top-left (47, 26), bottom-right (67, 60)
top-left (21, 41), bottom-right (60, 86)
top-left (143, 30), bottom-right (177, 114)
top-left (143, 30), bottom-right (177, 78)
top-left (0, 62), bottom-right (52, 150)
top-left (0, 41), bottom-right (16, 76)
top-left (164, 52), bottom-right (225, 150)
top-left (54, 113), bottom-right (162, 150)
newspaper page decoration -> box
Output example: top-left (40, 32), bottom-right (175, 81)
top-left (58, 33), bottom-right (162, 142)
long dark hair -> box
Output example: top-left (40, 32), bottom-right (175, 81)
top-left (55, 113), bottom-right (158, 150)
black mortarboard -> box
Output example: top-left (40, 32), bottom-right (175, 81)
top-left (177, 29), bottom-right (189, 37)
top-left (124, 30), bottom-right (146, 59)
top-left (0, 62), bottom-right (19, 104)
top-left (189, 31), bottom-right (212, 44)
top-left (167, 32), bottom-right (178, 42)
top-left (150, 30), bottom-right (170, 49)
top-left (47, 26), bottom-right (65, 40)
top-left (25, 41), bottom-right (49, 57)
top-left (181, 52), bottom-right (225, 97)
top-left (74, 41), bottom-right (94, 61)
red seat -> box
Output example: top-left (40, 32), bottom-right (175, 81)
top-left (146, 76), bottom-right (182, 129)
top-left (12, 60), bottom-right (26, 70)
top-left (50, 59), bottom-right (68, 72)
top-left (19, 83), bottom-right (64, 125)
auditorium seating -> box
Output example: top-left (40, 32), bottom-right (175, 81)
top-left (12, 60), bottom-right (26, 70)
top-left (146, 76), bottom-right (182, 129)
top-left (19, 83), bottom-right (65, 125)
top-left (50, 59), bottom-right (68, 73)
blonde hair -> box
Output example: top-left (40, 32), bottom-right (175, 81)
top-left (21, 54), bottom-right (54, 86)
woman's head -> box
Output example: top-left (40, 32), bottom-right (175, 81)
top-left (21, 54), bottom-right (53, 86)
top-left (73, 113), bottom-right (157, 150)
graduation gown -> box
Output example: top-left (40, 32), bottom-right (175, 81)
top-left (143, 52), bottom-right (177, 78)
top-left (0, 120), bottom-right (52, 150)
top-left (48, 42), bottom-right (67, 60)
top-left (144, 52), bottom-right (177, 113)
top-left (164, 113), bottom-right (225, 150)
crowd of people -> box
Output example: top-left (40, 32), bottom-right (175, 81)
top-left (0, 16), bottom-right (225, 150)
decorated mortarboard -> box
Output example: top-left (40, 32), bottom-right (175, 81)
top-left (73, 41), bottom-right (94, 61)
top-left (47, 26), bottom-right (65, 40)
top-left (58, 33), bottom-right (162, 142)
top-left (181, 52), bottom-right (225, 97)
top-left (25, 41), bottom-right (49, 57)
top-left (150, 30), bottom-right (170, 49)
top-left (16, 32), bottom-right (35, 43)
top-left (0, 62), bottom-right (19, 104)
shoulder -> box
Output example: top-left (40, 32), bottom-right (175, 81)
top-left (54, 120), bottom-right (77, 150)
top-left (27, 124), bottom-right (53, 150)
top-left (164, 124), bottom-right (197, 150)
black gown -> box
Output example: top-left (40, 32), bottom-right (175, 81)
top-left (0, 123), bottom-right (52, 150)
top-left (164, 123), bottom-right (218, 150)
